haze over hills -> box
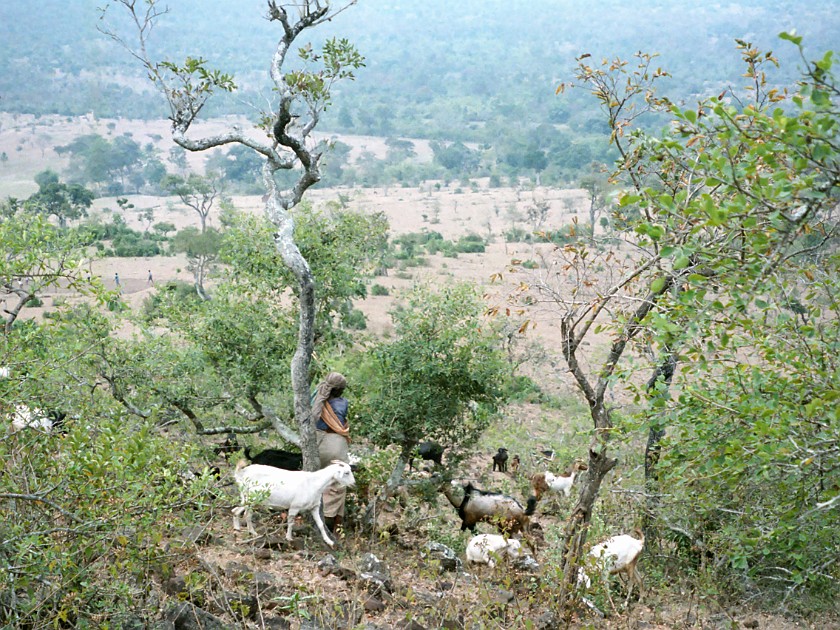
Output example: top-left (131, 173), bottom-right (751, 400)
top-left (2, 0), bottom-right (838, 141)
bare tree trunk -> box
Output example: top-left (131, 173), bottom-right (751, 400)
top-left (643, 350), bottom-right (678, 536)
top-left (362, 441), bottom-right (414, 528)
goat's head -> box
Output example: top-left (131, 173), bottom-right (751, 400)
top-left (330, 460), bottom-right (356, 487)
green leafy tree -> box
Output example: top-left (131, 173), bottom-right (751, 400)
top-left (354, 282), bottom-right (509, 525)
top-left (0, 307), bottom-right (221, 628)
top-left (161, 172), bottom-right (222, 234)
top-left (0, 207), bottom-right (97, 333)
top-left (26, 170), bottom-right (94, 228)
top-left (101, 0), bottom-right (364, 470)
top-left (116, 204), bottom-right (386, 444)
top-left (520, 39), bottom-right (839, 609)
top-left (170, 226), bottom-right (223, 301)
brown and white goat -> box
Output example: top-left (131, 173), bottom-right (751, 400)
top-left (531, 460), bottom-right (588, 500)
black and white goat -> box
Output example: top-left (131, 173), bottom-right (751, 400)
top-left (441, 480), bottom-right (536, 535)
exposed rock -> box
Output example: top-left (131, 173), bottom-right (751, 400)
top-left (262, 536), bottom-right (289, 550)
top-left (162, 576), bottom-right (187, 597)
top-left (493, 589), bottom-right (515, 605)
top-left (178, 525), bottom-right (213, 546)
top-left (513, 554), bottom-right (540, 572)
top-left (162, 576), bottom-right (204, 607)
top-left (744, 621), bottom-right (760, 629)
top-left (400, 621), bottom-right (427, 630)
top-left (360, 570), bottom-right (393, 595)
top-left (220, 590), bottom-right (259, 620)
top-left (254, 548), bottom-right (272, 560)
top-left (364, 596), bottom-right (386, 612)
top-left (224, 561), bottom-right (251, 578)
top-left (534, 610), bottom-right (559, 629)
top-left (262, 617), bottom-right (291, 630)
top-left (164, 602), bottom-right (226, 630)
top-left (317, 554), bottom-right (340, 576)
top-left (441, 615), bottom-right (465, 630)
top-left (421, 541), bottom-right (462, 573)
top-left (250, 571), bottom-right (278, 597)
top-left (360, 552), bottom-right (387, 574)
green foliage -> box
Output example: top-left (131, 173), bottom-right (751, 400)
top-left (170, 226), bottom-right (223, 259)
top-left (283, 38), bottom-right (365, 114)
top-left (579, 40), bottom-right (840, 608)
top-left (25, 171), bottom-right (94, 227)
top-left (454, 233), bottom-right (486, 253)
top-left (355, 282), bottom-right (508, 454)
top-left (0, 309), bottom-right (218, 628)
top-left (370, 283), bottom-right (390, 296)
top-left (55, 133), bottom-right (163, 194)
top-left (221, 203), bottom-right (388, 338)
top-left (342, 307), bottom-right (367, 330)
top-left (81, 212), bottom-right (166, 257)
top-left (654, 252), bottom-right (840, 608)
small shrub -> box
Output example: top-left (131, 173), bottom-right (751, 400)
top-left (455, 233), bottom-right (485, 253)
top-left (505, 227), bottom-right (531, 243)
top-left (370, 284), bottom-right (390, 297)
top-left (343, 308), bottom-right (367, 330)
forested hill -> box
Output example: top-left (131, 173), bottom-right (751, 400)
top-left (2, 0), bottom-right (838, 177)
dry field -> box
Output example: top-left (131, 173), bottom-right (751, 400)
top-left (1, 113), bottom-right (609, 391)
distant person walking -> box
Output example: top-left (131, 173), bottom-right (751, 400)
top-left (114, 273), bottom-right (121, 290)
top-left (147, 270), bottom-right (154, 285)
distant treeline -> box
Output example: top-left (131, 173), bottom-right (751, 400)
top-left (1, 0), bottom-right (837, 183)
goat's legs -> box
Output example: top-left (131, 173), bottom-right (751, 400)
top-left (232, 506), bottom-right (258, 535)
top-left (244, 507), bottom-right (257, 535)
top-left (285, 509), bottom-right (298, 542)
top-left (310, 508), bottom-right (335, 547)
top-left (601, 571), bottom-right (617, 615)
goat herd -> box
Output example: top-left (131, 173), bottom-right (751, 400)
top-left (2, 362), bottom-right (644, 612)
top-left (225, 436), bottom-right (646, 609)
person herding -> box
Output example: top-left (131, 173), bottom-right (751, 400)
top-left (312, 371), bottom-right (351, 534)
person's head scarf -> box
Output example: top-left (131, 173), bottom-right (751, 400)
top-left (311, 372), bottom-right (348, 427)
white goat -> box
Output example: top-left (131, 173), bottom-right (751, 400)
top-left (465, 533), bottom-right (522, 568)
top-left (9, 404), bottom-right (55, 432)
top-left (531, 460), bottom-right (588, 500)
top-left (577, 528), bottom-right (645, 609)
top-left (2, 367), bottom-right (58, 433)
top-left (232, 459), bottom-right (355, 547)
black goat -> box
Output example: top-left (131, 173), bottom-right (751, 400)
top-left (244, 446), bottom-right (303, 471)
top-left (409, 441), bottom-right (445, 470)
top-left (492, 447), bottom-right (509, 472)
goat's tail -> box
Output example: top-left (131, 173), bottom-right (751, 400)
top-left (525, 495), bottom-right (538, 516)
top-left (243, 446), bottom-right (253, 461)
